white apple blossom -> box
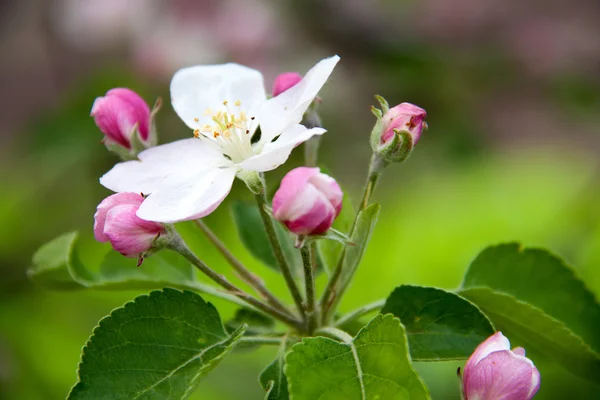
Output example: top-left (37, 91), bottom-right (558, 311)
top-left (100, 55), bottom-right (339, 223)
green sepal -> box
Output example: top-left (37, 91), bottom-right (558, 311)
top-left (377, 128), bottom-right (414, 164)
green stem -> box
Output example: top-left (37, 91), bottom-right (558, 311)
top-left (167, 233), bottom-right (303, 331)
top-left (333, 299), bottom-right (385, 327)
top-left (194, 219), bottom-right (292, 316)
top-left (301, 243), bottom-right (317, 334)
top-left (255, 189), bottom-right (306, 320)
top-left (319, 155), bottom-right (383, 324)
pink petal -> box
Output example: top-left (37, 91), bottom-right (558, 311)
top-left (272, 72), bottom-right (303, 97)
top-left (464, 332), bottom-right (511, 387)
top-left (465, 350), bottom-right (538, 400)
top-left (106, 88), bottom-right (151, 141)
top-left (104, 204), bottom-right (163, 257)
top-left (272, 167), bottom-right (320, 219)
top-left (93, 192), bottom-right (144, 242)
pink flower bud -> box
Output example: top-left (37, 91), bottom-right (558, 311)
top-left (272, 72), bottom-right (303, 97)
top-left (94, 192), bottom-right (164, 258)
top-left (273, 167), bottom-right (343, 236)
top-left (91, 88), bottom-right (151, 149)
top-left (381, 102), bottom-right (427, 145)
top-left (462, 332), bottom-right (540, 400)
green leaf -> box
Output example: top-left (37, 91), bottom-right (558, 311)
top-left (29, 232), bottom-right (83, 290)
top-left (226, 307), bottom-right (275, 336)
top-left (259, 339), bottom-right (289, 400)
top-left (317, 190), bottom-right (355, 275)
top-left (338, 203), bottom-right (381, 291)
top-left (285, 314), bottom-right (430, 400)
top-left (68, 289), bottom-right (246, 400)
top-left (231, 201), bottom-right (300, 275)
top-left (462, 243), bottom-right (600, 353)
top-left (460, 287), bottom-right (600, 383)
top-left (381, 285), bottom-right (495, 361)
top-left (28, 232), bottom-right (246, 306)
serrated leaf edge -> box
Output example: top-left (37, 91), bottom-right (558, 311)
top-left (383, 284), bottom-right (496, 362)
top-left (66, 288), bottom-right (245, 400)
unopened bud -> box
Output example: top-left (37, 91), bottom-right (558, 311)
top-left (370, 98), bottom-right (427, 164)
top-left (462, 332), bottom-right (540, 400)
top-left (273, 167), bottom-right (342, 236)
top-left (94, 192), bottom-right (165, 259)
top-left (91, 88), bottom-right (159, 159)
top-left (272, 72), bottom-right (302, 97)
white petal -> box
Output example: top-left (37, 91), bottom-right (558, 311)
top-left (239, 125), bottom-right (326, 172)
top-left (171, 63), bottom-right (267, 129)
top-left (258, 55), bottom-right (339, 143)
top-left (136, 166), bottom-right (237, 223)
top-left (100, 138), bottom-right (228, 194)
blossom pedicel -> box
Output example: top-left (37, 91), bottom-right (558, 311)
top-left (91, 88), bottom-right (154, 157)
top-left (462, 332), bottom-right (540, 400)
top-left (272, 167), bottom-right (343, 236)
top-left (100, 56), bottom-right (339, 223)
top-left (94, 192), bottom-right (165, 259)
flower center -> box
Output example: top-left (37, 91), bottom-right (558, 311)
top-left (192, 100), bottom-right (255, 163)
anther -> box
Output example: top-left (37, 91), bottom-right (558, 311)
top-left (193, 129), bottom-right (200, 138)
top-left (223, 100), bottom-right (229, 106)
top-left (234, 100), bottom-right (241, 106)
top-left (193, 117), bottom-right (199, 122)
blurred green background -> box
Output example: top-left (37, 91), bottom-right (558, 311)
top-left (1, 0), bottom-right (600, 398)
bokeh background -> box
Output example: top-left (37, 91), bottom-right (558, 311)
top-left (1, 0), bottom-right (600, 398)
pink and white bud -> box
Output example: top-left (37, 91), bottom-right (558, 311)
top-left (462, 332), bottom-right (540, 400)
top-left (272, 167), bottom-right (343, 236)
top-left (91, 88), bottom-right (151, 149)
top-left (94, 192), bottom-right (164, 258)
top-left (381, 102), bottom-right (427, 145)
top-left (272, 72), bottom-right (303, 97)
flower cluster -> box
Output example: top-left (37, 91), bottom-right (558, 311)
top-left (89, 56), bottom-right (541, 399)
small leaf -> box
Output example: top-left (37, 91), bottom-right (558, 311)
top-left (231, 201), bottom-right (300, 275)
top-left (462, 243), bottom-right (600, 353)
top-left (381, 285), bottom-right (495, 361)
top-left (317, 188), bottom-right (355, 275)
top-left (68, 289), bottom-right (246, 400)
top-left (285, 314), bottom-right (430, 400)
top-left (338, 203), bottom-right (381, 291)
top-left (259, 339), bottom-right (289, 400)
top-left (28, 232), bottom-right (84, 290)
top-left (226, 307), bottom-right (275, 336)
top-left (28, 232), bottom-right (246, 306)
top-left (460, 287), bottom-right (600, 383)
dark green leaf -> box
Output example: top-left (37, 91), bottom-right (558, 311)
top-left (259, 339), bottom-right (289, 400)
top-left (28, 232), bottom-right (245, 306)
top-left (231, 201), bottom-right (300, 275)
top-left (462, 243), bottom-right (600, 353)
top-left (382, 285), bottom-right (495, 361)
top-left (68, 289), bottom-right (246, 399)
top-left (460, 287), bottom-right (600, 383)
top-left (285, 314), bottom-right (430, 399)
